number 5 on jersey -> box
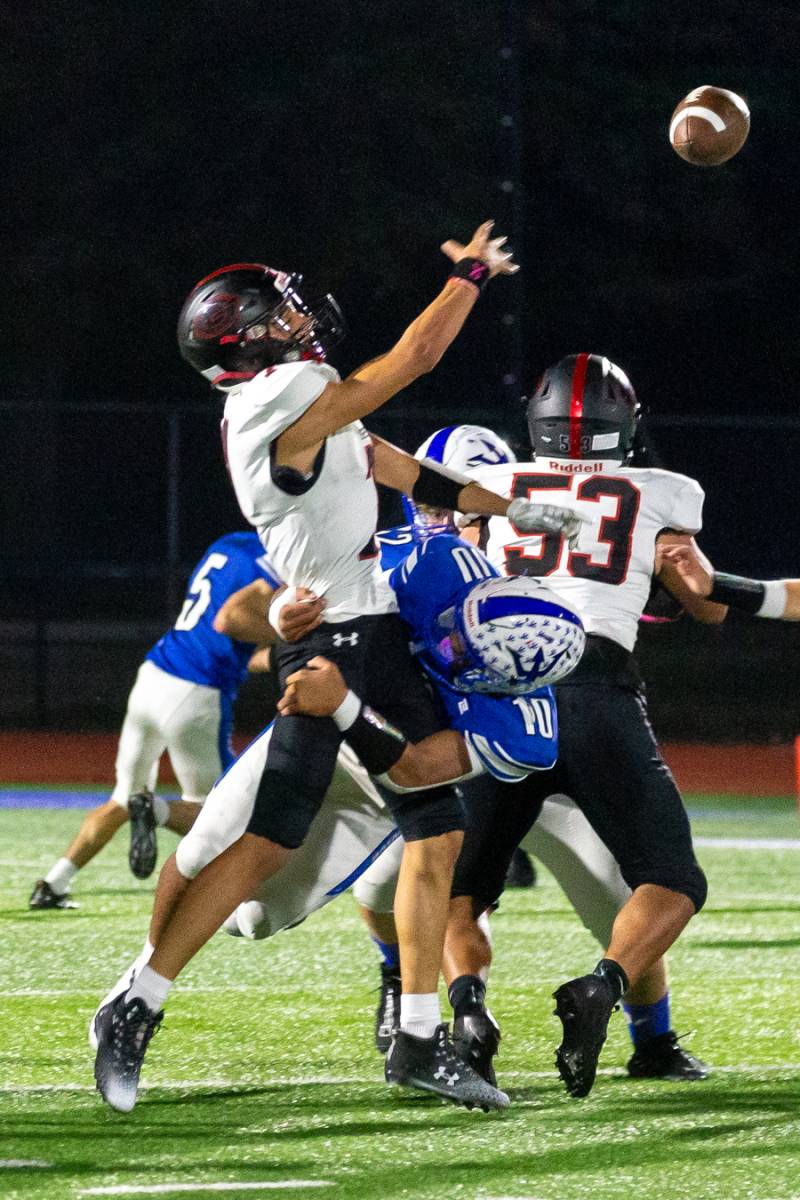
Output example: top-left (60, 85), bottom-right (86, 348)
top-left (175, 554), bottom-right (228, 631)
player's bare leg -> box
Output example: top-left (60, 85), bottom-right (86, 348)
top-left (146, 833), bottom-right (291, 980)
top-left (392, 831), bottom-right (463, 999)
top-left (64, 800), bottom-right (129, 868)
top-left (385, 831), bottom-right (508, 1111)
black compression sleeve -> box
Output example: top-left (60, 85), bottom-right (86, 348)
top-left (708, 572), bottom-right (765, 614)
top-left (345, 706), bottom-right (408, 775)
top-left (412, 462), bottom-right (469, 511)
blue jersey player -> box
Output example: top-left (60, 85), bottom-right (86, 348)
top-left (29, 532), bottom-right (279, 910)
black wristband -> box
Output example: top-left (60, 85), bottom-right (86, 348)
top-left (448, 256), bottom-right (490, 293)
top-left (708, 572), bottom-right (765, 614)
top-left (345, 706), bottom-right (408, 775)
top-left (412, 461), bottom-right (468, 511)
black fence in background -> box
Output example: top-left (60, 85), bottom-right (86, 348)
top-left (2, 400), bottom-right (799, 740)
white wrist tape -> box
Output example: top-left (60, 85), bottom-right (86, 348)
top-left (268, 587), bottom-right (298, 638)
top-left (331, 690), bottom-right (362, 731)
top-left (756, 580), bottom-right (788, 619)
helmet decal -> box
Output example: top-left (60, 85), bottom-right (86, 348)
top-left (422, 576), bottom-right (585, 695)
top-left (527, 353), bottom-right (640, 463)
top-left (192, 294), bottom-right (239, 340)
top-left (568, 352), bottom-right (590, 459)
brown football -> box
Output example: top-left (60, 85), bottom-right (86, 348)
top-left (669, 85), bottom-right (750, 166)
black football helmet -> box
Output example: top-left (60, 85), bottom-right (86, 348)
top-left (526, 353), bottom-right (640, 462)
top-left (177, 262), bottom-right (346, 389)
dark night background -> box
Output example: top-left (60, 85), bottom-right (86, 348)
top-left (3, 1), bottom-right (799, 736)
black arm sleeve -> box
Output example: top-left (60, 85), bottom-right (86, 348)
top-left (345, 706), bottom-right (408, 775)
top-left (708, 572), bottom-right (765, 614)
top-left (411, 461), bottom-right (471, 511)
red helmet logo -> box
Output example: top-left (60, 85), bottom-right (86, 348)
top-left (192, 294), bottom-right (239, 341)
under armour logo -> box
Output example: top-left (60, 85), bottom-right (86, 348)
top-left (434, 1065), bottom-right (460, 1088)
top-left (458, 698), bottom-right (469, 715)
top-left (332, 631), bottom-right (359, 647)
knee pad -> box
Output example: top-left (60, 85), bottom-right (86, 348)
top-left (246, 768), bottom-right (328, 848)
top-left (624, 861), bottom-right (708, 915)
top-left (175, 824), bottom-right (232, 880)
top-left (385, 785), bottom-right (465, 843)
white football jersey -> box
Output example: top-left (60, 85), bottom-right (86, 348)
top-left (474, 456), bottom-right (704, 652)
top-left (222, 361), bottom-right (395, 622)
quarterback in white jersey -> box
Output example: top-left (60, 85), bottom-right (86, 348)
top-left (223, 361), bottom-right (395, 622)
top-left (93, 225), bottom-right (591, 1116)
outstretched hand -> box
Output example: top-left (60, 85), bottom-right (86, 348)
top-left (441, 220), bottom-right (519, 278)
top-left (277, 655), bottom-right (349, 718)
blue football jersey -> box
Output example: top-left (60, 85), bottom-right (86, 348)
top-left (147, 532), bottom-right (280, 700)
top-left (375, 524), bottom-right (416, 572)
top-left (381, 530), bottom-right (558, 781)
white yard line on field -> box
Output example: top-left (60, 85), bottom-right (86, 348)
top-left (693, 836), bottom-right (800, 849)
top-left (0, 1160), bottom-right (52, 1168)
top-left (79, 1185), bottom-right (333, 1196)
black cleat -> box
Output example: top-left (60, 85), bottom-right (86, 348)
top-left (375, 963), bottom-right (402, 1054)
top-left (627, 1031), bottom-right (710, 1081)
top-left (453, 1008), bottom-right (501, 1087)
top-left (29, 879), bottom-right (77, 910)
top-left (94, 994), bottom-right (162, 1112)
top-left (385, 1022), bottom-right (509, 1111)
top-left (553, 973), bottom-right (616, 1098)
top-left (128, 791), bottom-right (158, 880)
top-left (504, 847), bottom-right (537, 889)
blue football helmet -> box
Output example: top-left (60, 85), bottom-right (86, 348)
top-left (423, 576), bottom-right (585, 695)
top-left (402, 424), bottom-right (516, 541)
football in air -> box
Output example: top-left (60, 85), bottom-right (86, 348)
top-left (669, 85), bottom-right (750, 165)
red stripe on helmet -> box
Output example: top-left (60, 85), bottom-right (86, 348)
top-left (569, 352), bottom-right (590, 458)
top-left (194, 263), bottom-right (271, 289)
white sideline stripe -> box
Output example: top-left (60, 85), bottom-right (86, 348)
top-left (670, 104), bottom-right (726, 138)
top-left (0, 1160), bottom-right (52, 1168)
top-left (694, 836), bottom-right (800, 850)
top-left (79, 1185), bottom-right (333, 1196)
top-left (4, 1064), bottom-right (800, 1094)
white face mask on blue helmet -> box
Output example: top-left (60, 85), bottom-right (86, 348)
top-left (402, 424), bottom-right (517, 541)
top-left (425, 576), bottom-right (585, 695)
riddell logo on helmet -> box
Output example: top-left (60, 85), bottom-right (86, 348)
top-left (547, 459), bottom-right (604, 474)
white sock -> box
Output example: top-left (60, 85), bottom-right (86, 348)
top-left (152, 795), bottom-right (170, 827)
top-left (125, 964), bottom-right (172, 1013)
top-left (45, 858), bottom-right (78, 894)
top-left (400, 993), bottom-right (441, 1039)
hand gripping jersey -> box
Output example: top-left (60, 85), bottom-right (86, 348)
top-left (473, 457), bottom-right (704, 651)
top-left (147, 532), bottom-right (279, 700)
top-left (222, 361), bottom-right (396, 623)
top-left (386, 532), bottom-right (558, 781)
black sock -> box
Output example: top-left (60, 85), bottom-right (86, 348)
top-left (448, 974), bottom-right (486, 1018)
top-left (593, 958), bottom-right (629, 1003)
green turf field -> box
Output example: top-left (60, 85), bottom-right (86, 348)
top-left (1, 797), bottom-right (799, 1200)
